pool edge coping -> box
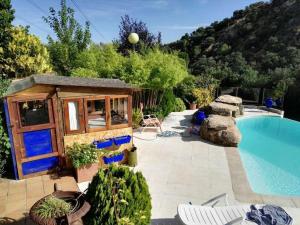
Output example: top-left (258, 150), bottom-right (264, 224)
top-left (225, 146), bottom-right (300, 208)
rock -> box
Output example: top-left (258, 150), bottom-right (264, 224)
top-left (205, 114), bottom-right (235, 130)
top-left (200, 115), bottom-right (241, 147)
top-left (209, 102), bottom-right (239, 117)
top-left (215, 95), bottom-right (242, 105)
top-left (215, 95), bottom-right (244, 116)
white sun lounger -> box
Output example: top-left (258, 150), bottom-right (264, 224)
top-left (178, 193), bottom-right (255, 225)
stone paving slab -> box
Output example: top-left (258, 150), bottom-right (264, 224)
top-left (0, 174), bottom-right (78, 225)
top-left (133, 109), bottom-right (300, 224)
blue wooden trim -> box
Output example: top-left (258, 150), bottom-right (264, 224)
top-left (23, 129), bottom-right (53, 157)
top-left (3, 99), bottom-right (19, 179)
top-left (22, 156), bottom-right (58, 175)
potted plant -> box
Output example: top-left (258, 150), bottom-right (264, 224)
top-left (30, 186), bottom-right (90, 225)
top-left (97, 149), bottom-right (125, 165)
top-left (102, 151), bottom-right (125, 165)
top-left (32, 196), bottom-right (71, 220)
top-left (67, 143), bottom-right (99, 183)
top-left (93, 138), bottom-right (113, 149)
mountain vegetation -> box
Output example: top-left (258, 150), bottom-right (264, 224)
top-left (167, 0), bottom-right (300, 119)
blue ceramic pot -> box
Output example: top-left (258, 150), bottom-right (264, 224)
top-left (275, 98), bottom-right (282, 107)
top-left (195, 111), bottom-right (206, 125)
top-left (265, 98), bottom-right (273, 108)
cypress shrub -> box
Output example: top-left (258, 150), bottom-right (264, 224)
top-left (85, 165), bottom-right (151, 225)
top-left (174, 98), bottom-right (186, 112)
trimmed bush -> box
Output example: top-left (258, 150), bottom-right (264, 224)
top-left (160, 89), bottom-right (177, 117)
top-left (174, 98), bottom-right (186, 112)
top-left (85, 165), bottom-right (151, 225)
top-left (192, 87), bottom-right (214, 108)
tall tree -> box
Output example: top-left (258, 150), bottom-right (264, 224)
top-left (6, 26), bottom-right (52, 78)
top-left (117, 15), bottom-right (161, 54)
top-left (44, 0), bottom-right (91, 75)
top-left (0, 0), bottom-right (15, 76)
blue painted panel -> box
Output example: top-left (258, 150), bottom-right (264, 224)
top-left (4, 99), bottom-right (19, 179)
top-left (22, 156), bottom-right (58, 175)
top-left (23, 129), bottom-right (53, 157)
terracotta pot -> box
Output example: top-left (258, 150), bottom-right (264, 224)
top-left (75, 163), bottom-right (98, 183)
top-left (189, 103), bottom-right (197, 110)
top-left (30, 190), bottom-right (90, 225)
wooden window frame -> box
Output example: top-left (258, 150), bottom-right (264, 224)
top-left (109, 95), bottom-right (132, 129)
top-left (63, 98), bottom-right (85, 135)
top-left (84, 96), bottom-right (109, 133)
top-left (13, 97), bottom-right (58, 160)
top-left (16, 98), bottom-right (54, 132)
top-left (63, 95), bottom-right (132, 135)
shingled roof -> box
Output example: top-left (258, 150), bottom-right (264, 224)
top-left (5, 74), bottom-right (135, 96)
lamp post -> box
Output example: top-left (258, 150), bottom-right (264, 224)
top-left (128, 32), bottom-right (139, 51)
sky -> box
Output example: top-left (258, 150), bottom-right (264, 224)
top-left (11, 0), bottom-right (265, 44)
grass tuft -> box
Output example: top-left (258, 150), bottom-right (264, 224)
top-left (34, 196), bottom-right (71, 219)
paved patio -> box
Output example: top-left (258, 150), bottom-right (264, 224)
top-left (3, 109), bottom-right (300, 225)
top-left (133, 109), bottom-right (300, 224)
top-left (0, 174), bottom-right (78, 225)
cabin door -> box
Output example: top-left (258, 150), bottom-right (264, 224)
top-left (13, 97), bottom-right (59, 178)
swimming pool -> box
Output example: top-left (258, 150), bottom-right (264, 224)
top-left (237, 116), bottom-right (300, 196)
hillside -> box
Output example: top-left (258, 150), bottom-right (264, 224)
top-left (167, 0), bottom-right (300, 119)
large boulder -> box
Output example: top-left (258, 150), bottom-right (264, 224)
top-left (200, 115), bottom-right (241, 147)
top-left (215, 95), bottom-right (244, 116)
top-left (209, 102), bottom-right (239, 117)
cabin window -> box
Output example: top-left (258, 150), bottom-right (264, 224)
top-left (86, 99), bottom-right (106, 129)
top-left (18, 100), bottom-right (50, 127)
top-left (110, 97), bottom-right (128, 126)
top-left (68, 101), bottom-right (80, 131)
top-left (63, 95), bottom-right (131, 135)
top-left (63, 99), bottom-right (85, 135)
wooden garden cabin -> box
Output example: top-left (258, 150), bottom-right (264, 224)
top-left (3, 74), bottom-right (135, 179)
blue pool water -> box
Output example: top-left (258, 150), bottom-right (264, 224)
top-left (237, 116), bottom-right (300, 196)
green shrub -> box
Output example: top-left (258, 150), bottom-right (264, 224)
top-left (174, 98), bottom-right (186, 112)
top-left (86, 165), bottom-right (151, 225)
top-left (70, 67), bottom-right (98, 78)
top-left (192, 87), bottom-right (214, 108)
top-left (132, 108), bottom-right (143, 128)
top-left (34, 196), bottom-right (71, 219)
top-left (66, 143), bottom-right (98, 168)
top-left (0, 77), bottom-right (11, 177)
top-left (160, 89), bottom-right (177, 117)
top-left (144, 107), bottom-right (164, 121)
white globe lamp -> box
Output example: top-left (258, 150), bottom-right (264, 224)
top-left (128, 33), bottom-right (139, 44)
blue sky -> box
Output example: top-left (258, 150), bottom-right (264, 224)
top-left (12, 0), bottom-right (265, 44)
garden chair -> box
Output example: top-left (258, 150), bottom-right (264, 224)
top-left (178, 193), bottom-right (292, 225)
top-left (140, 103), bottom-right (162, 133)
